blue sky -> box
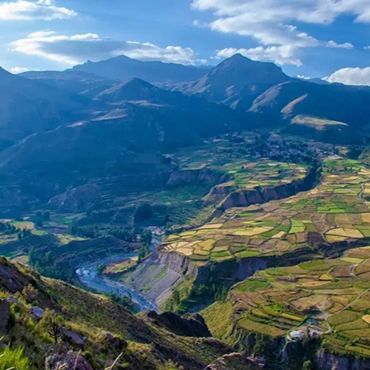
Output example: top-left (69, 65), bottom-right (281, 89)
top-left (1, 0), bottom-right (370, 85)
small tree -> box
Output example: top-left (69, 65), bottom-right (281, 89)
top-left (22, 284), bottom-right (38, 304)
top-left (39, 309), bottom-right (64, 344)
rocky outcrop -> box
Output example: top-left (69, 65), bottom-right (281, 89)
top-left (124, 250), bottom-right (188, 307)
top-left (205, 353), bottom-right (259, 370)
top-left (0, 256), bottom-right (36, 293)
top-left (145, 311), bottom-right (211, 337)
top-left (45, 351), bottom-right (93, 370)
top-left (215, 164), bottom-right (321, 212)
top-left (48, 184), bottom-right (101, 212)
top-left (0, 300), bottom-right (10, 333)
top-left (314, 350), bottom-right (370, 370)
top-left (102, 333), bottom-right (128, 350)
top-left (237, 258), bottom-right (268, 281)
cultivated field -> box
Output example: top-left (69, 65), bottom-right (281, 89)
top-left (161, 159), bottom-right (370, 264)
top-left (205, 244), bottom-right (370, 357)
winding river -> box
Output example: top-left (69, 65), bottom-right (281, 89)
top-left (76, 236), bottom-right (162, 311)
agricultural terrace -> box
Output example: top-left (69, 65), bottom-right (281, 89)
top-left (207, 245), bottom-right (370, 358)
top-left (160, 158), bottom-right (370, 265)
top-left (211, 160), bottom-right (307, 191)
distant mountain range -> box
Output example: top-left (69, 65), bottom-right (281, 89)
top-left (0, 75), bottom-right (246, 179)
top-left (1, 53), bottom-right (370, 189)
top-left (22, 54), bottom-right (210, 86)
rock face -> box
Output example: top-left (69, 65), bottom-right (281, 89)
top-left (315, 350), bottom-right (370, 370)
top-left (146, 311), bottom-right (211, 338)
top-left (205, 353), bottom-right (259, 370)
top-left (45, 352), bottom-right (93, 370)
top-left (237, 258), bottom-right (268, 281)
top-left (0, 299), bottom-right (10, 333)
top-left (219, 164), bottom-right (320, 212)
top-left (124, 250), bottom-right (189, 307)
top-left (48, 184), bottom-right (101, 212)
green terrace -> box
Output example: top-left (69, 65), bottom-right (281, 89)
top-left (159, 158), bottom-right (370, 264)
top-left (203, 244), bottom-right (370, 358)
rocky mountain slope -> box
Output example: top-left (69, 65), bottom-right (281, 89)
top-left (0, 256), bottom-right (245, 369)
top-left (0, 67), bottom-right (90, 144)
top-left (0, 79), bottom-right (247, 181)
top-left (172, 54), bottom-right (291, 111)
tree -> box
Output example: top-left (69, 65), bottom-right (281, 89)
top-left (70, 222), bottom-right (78, 236)
top-left (97, 264), bottom-right (106, 275)
top-left (39, 309), bottom-right (64, 344)
top-left (35, 215), bottom-right (43, 228)
top-left (22, 284), bottom-right (38, 304)
top-left (141, 229), bottom-right (152, 247)
top-left (43, 211), bottom-right (50, 221)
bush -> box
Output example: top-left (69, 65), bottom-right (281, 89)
top-left (0, 346), bottom-right (30, 370)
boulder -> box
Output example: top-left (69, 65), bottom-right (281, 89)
top-left (66, 331), bottom-right (85, 346)
top-left (0, 300), bottom-right (10, 333)
top-left (45, 351), bottom-right (93, 370)
top-left (7, 296), bottom-right (24, 306)
top-left (103, 333), bottom-right (128, 350)
top-left (145, 311), bottom-right (211, 337)
top-left (30, 306), bottom-right (44, 319)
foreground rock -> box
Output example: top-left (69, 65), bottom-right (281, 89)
top-left (46, 351), bottom-right (93, 370)
top-left (145, 311), bottom-right (211, 337)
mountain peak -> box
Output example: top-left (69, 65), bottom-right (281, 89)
top-left (97, 77), bottom-right (158, 101)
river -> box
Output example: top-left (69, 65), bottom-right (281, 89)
top-left (76, 236), bottom-right (162, 311)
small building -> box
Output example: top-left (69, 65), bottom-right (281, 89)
top-left (288, 330), bottom-right (305, 341)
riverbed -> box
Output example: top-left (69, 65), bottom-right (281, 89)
top-left (76, 236), bottom-right (162, 311)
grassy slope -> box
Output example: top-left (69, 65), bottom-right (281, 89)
top-left (0, 257), bottom-right (232, 370)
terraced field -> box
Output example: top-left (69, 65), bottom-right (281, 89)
top-left (160, 158), bottom-right (370, 264)
top-left (203, 244), bottom-right (370, 357)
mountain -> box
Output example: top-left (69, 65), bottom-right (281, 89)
top-left (0, 67), bottom-right (91, 145)
top-left (0, 79), bottom-right (247, 178)
top-left (71, 54), bottom-right (210, 83)
top-left (172, 54), bottom-right (291, 110)
top-left (250, 80), bottom-right (370, 132)
top-left (21, 70), bottom-right (115, 96)
top-left (169, 54), bottom-right (370, 140)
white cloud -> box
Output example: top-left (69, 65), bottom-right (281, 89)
top-left (11, 31), bottom-right (204, 66)
top-left (297, 75), bottom-right (311, 80)
top-left (9, 66), bottom-right (29, 73)
top-left (192, 0), bottom-right (359, 51)
top-left (215, 46), bottom-right (302, 66)
top-left (324, 67), bottom-right (370, 86)
top-left (117, 41), bottom-right (206, 65)
top-left (0, 0), bottom-right (77, 20)
top-left (326, 40), bottom-right (354, 49)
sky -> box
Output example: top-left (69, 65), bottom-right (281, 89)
top-left (1, 0), bottom-right (370, 85)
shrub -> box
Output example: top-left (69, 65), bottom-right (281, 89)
top-left (0, 346), bottom-right (30, 370)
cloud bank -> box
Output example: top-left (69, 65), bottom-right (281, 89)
top-left (11, 31), bottom-right (205, 66)
top-left (0, 0), bottom-right (77, 21)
